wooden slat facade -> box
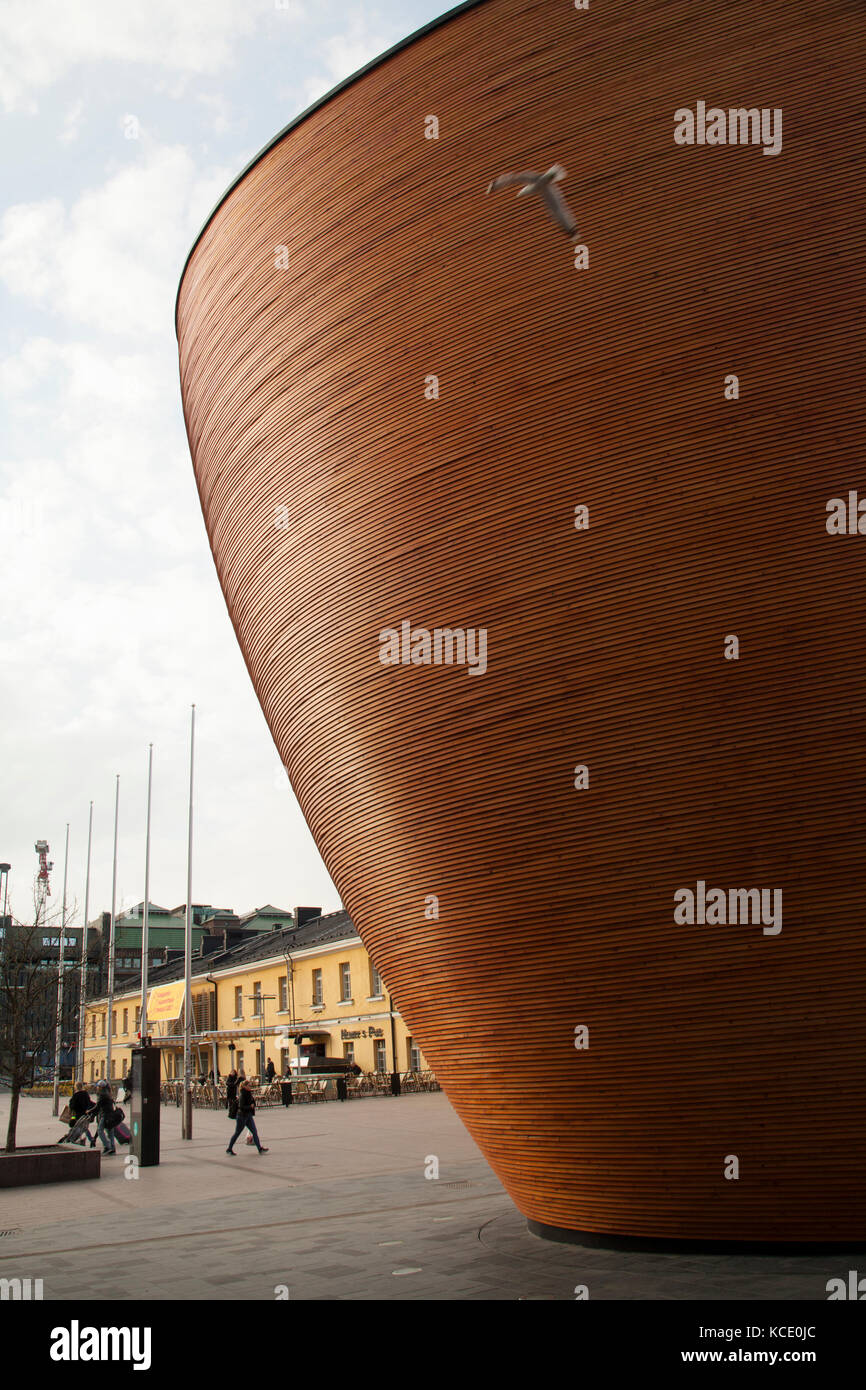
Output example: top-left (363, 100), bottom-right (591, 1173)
top-left (177, 0), bottom-right (866, 1240)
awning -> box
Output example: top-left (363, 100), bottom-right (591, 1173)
top-left (143, 1024), bottom-right (334, 1046)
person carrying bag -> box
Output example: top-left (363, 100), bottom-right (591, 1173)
top-left (225, 1079), bottom-right (268, 1155)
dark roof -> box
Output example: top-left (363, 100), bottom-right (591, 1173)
top-left (238, 904), bottom-right (292, 924)
top-left (92, 909), bottom-right (356, 1000)
top-left (174, 0), bottom-right (487, 332)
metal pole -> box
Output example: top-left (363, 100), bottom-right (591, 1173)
top-left (0, 863), bottom-right (10, 971)
top-left (106, 775), bottom-right (119, 1081)
top-left (76, 803), bottom-right (93, 1091)
top-left (51, 823), bottom-right (70, 1115)
top-left (140, 744), bottom-right (153, 1048)
top-left (182, 705), bottom-right (195, 1140)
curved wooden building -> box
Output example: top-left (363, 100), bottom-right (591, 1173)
top-left (177, 0), bottom-right (866, 1242)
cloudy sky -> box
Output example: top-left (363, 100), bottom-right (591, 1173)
top-left (0, 0), bottom-right (451, 928)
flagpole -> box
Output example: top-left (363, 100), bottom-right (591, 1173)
top-left (51, 822), bottom-right (70, 1116)
top-left (182, 706), bottom-right (195, 1140)
top-left (141, 744), bottom-right (153, 1049)
top-left (106, 775), bottom-right (119, 1083)
top-left (76, 802), bottom-right (93, 1091)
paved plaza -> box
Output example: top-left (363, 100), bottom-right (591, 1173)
top-left (0, 1092), bottom-right (851, 1301)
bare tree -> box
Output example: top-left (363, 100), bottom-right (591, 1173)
top-left (0, 898), bottom-right (78, 1152)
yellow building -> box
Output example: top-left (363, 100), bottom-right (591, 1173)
top-left (82, 909), bottom-right (428, 1083)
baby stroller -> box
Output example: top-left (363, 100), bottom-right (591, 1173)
top-left (60, 1109), bottom-right (97, 1147)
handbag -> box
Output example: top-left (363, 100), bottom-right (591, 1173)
top-left (60, 1104), bottom-right (72, 1124)
top-left (110, 1105), bottom-right (125, 1127)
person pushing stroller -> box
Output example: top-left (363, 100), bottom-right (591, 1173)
top-left (60, 1081), bottom-right (97, 1147)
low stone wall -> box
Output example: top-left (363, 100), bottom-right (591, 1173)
top-left (0, 1144), bottom-right (101, 1187)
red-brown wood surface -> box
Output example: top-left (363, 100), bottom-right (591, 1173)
top-left (177, 0), bottom-right (866, 1240)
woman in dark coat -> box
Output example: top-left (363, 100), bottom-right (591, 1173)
top-left (66, 1081), bottom-right (96, 1147)
top-left (93, 1079), bottom-right (118, 1155)
top-left (226, 1079), bottom-right (268, 1155)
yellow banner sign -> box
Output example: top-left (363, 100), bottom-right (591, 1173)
top-left (147, 980), bottom-right (186, 1022)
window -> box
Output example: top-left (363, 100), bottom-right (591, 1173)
top-left (369, 962), bottom-right (384, 996)
top-left (134, 1006), bottom-right (141, 1033)
top-left (339, 963), bottom-right (351, 1002)
top-left (90, 1015), bottom-right (96, 1039)
top-left (111, 1011), bottom-right (116, 1036)
top-left (278, 976), bottom-right (288, 1011)
top-left (122, 1008), bottom-right (128, 1035)
top-left (234, 986), bottom-right (243, 1018)
top-left (375, 1039), bottom-right (387, 1072)
top-left (89, 1062), bottom-right (95, 1082)
top-left (100, 1014), bottom-right (106, 1038)
top-left (312, 969), bottom-right (323, 1006)
top-left (236, 1051), bottom-right (244, 1074)
top-left (253, 982), bottom-right (262, 1016)
top-left (110, 1059), bottom-right (116, 1079)
top-left (408, 1037), bottom-right (421, 1071)
top-left (343, 1042), bottom-right (355, 1064)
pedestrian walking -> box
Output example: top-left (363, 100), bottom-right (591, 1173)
top-left (265, 1057), bottom-right (275, 1084)
top-left (226, 1078), bottom-right (268, 1155)
top-left (93, 1079), bottom-right (119, 1155)
top-left (225, 1069), bottom-right (239, 1109)
top-left (62, 1081), bottom-right (96, 1147)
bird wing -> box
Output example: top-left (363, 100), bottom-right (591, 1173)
top-left (486, 171), bottom-right (541, 193)
top-left (540, 181), bottom-right (579, 237)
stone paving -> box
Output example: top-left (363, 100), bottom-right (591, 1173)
top-left (0, 1092), bottom-right (851, 1301)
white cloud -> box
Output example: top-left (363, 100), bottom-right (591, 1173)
top-left (0, 0), bottom-right (282, 113)
top-left (300, 14), bottom-right (395, 106)
top-left (59, 98), bottom-right (86, 145)
top-left (0, 143), bottom-right (232, 336)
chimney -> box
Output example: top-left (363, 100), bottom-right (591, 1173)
top-left (294, 906), bottom-right (321, 932)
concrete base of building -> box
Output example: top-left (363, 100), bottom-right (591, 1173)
top-left (526, 1218), bottom-right (866, 1256)
top-left (0, 1144), bottom-right (101, 1188)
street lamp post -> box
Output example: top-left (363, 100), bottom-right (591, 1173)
top-left (51, 824), bottom-right (70, 1116)
top-left (0, 862), bottom-right (10, 931)
top-left (0, 863), bottom-right (10, 974)
top-left (245, 994), bottom-right (275, 1083)
top-left (76, 805), bottom-right (93, 1093)
top-left (182, 705), bottom-right (195, 1141)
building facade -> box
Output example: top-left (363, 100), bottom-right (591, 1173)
top-left (82, 910), bottom-right (427, 1082)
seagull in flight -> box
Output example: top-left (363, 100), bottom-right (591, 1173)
top-left (486, 163), bottom-right (579, 240)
